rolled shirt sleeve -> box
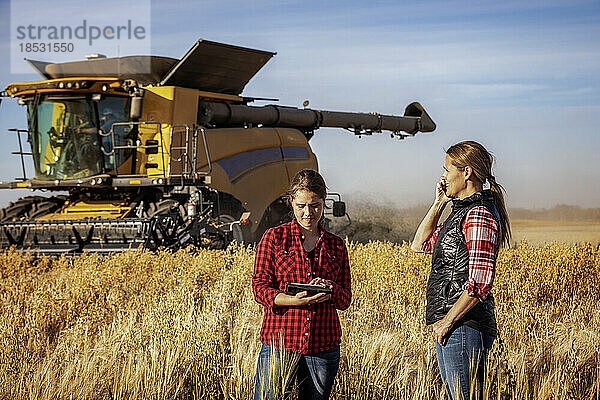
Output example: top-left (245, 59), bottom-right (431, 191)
top-left (421, 224), bottom-right (443, 254)
top-left (462, 206), bottom-right (499, 302)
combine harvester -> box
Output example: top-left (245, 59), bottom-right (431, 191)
top-left (0, 39), bottom-right (435, 254)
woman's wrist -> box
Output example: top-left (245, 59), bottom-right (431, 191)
top-left (275, 292), bottom-right (305, 307)
top-left (274, 292), bottom-right (290, 307)
top-left (433, 198), bottom-right (449, 208)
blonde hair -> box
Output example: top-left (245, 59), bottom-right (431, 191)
top-left (446, 141), bottom-right (511, 247)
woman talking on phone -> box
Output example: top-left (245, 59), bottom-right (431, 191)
top-left (252, 169), bottom-right (352, 400)
top-left (411, 141), bottom-right (511, 400)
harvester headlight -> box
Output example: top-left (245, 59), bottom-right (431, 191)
top-left (158, 178), bottom-right (164, 184)
top-left (58, 82), bottom-right (65, 89)
top-left (90, 178), bottom-right (96, 185)
top-left (74, 82), bottom-right (80, 89)
top-left (101, 84), bottom-right (108, 92)
top-left (66, 82), bottom-right (73, 89)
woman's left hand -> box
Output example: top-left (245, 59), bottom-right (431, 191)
top-left (309, 277), bottom-right (333, 288)
top-left (306, 277), bottom-right (333, 303)
top-left (431, 317), bottom-right (453, 345)
top-left (431, 292), bottom-right (480, 345)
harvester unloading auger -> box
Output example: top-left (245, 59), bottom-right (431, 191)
top-left (0, 39), bottom-right (435, 254)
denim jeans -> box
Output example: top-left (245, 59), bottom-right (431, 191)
top-left (435, 325), bottom-right (494, 400)
top-left (254, 343), bottom-right (340, 400)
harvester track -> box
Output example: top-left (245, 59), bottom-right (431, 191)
top-left (0, 196), bottom-right (67, 222)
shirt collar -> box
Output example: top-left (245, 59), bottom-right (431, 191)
top-left (290, 218), bottom-right (327, 238)
top-left (451, 189), bottom-right (493, 209)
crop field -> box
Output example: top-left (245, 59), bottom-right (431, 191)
top-left (510, 219), bottom-right (600, 245)
top-left (1, 237), bottom-right (599, 399)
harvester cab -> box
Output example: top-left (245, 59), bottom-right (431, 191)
top-left (0, 39), bottom-right (435, 254)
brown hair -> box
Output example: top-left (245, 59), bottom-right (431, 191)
top-left (446, 141), bottom-right (511, 248)
top-left (286, 169), bottom-right (328, 204)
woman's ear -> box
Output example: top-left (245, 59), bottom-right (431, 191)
top-left (464, 166), bottom-right (472, 181)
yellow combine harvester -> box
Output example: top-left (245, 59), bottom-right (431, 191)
top-left (0, 39), bottom-right (435, 254)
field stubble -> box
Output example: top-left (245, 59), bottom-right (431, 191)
top-left (0, 240), bottom-right (599, 399)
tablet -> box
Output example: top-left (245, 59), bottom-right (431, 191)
top-left (285, 282), bottom-right (333, 296)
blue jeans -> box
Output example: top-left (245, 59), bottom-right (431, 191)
top-left (254, 343), bottom-right (340, 400)
top-left (435, 325), bottom-right (494, 400)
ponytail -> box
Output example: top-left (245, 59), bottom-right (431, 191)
top-left (488, 175), bottom-right (511, 248)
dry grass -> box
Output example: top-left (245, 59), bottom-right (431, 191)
top-left (0, 241), bottom-right (599, 399)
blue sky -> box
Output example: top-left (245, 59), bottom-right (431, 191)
top-left (0, 0), bottom-right (599, 208)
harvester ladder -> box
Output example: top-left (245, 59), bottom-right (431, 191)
top-left (168, 125), bottom-right (212, 179)
top-left (195, 126), bottom-right (212, 176)
top-left (7, 128), bottom-right (32, 181)
top-left (168, 124), bottom-right (193, 178)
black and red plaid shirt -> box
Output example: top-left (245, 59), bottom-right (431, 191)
top-left (252, 219), bottom-right (352, 354)
top-left (422, 206), bottom-right (499, 302)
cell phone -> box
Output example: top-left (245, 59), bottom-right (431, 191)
top-left (285, 282), bottom-right (333, 296)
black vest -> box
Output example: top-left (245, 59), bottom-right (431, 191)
top-left (425, 190), bottom-right (499, 337)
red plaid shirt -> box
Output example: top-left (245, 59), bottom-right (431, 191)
top-left (422, 206), bottom-right (499, 302)
top-left (252, 220), bottom-right (352, 354)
